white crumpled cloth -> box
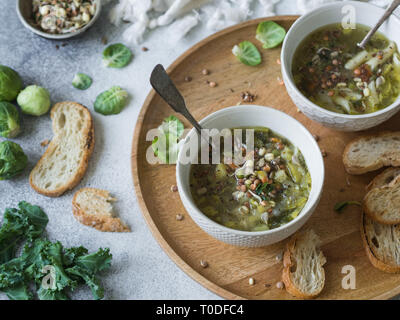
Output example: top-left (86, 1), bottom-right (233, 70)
top-left (103, 0), bottom-right (395, 45)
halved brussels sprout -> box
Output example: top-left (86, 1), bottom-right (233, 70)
top-left (0, 102), bottom-right (20, 138)
top-left (0, 65), bottom-right (22, 101)
top-left (0, 140), bottom-right (28, 180)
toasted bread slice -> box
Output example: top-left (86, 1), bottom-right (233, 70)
top-left (72, 188), bottom-right (130, 232)
top-left (361, 214), bottom-right (400, 273)
top-left (30, 102), bottom-right (94, 197)
top-left (282, 230), bottom-right (326, 299)
top-left (366, 167), bottom-right (400, 192)
top-left (364, 175), bottom-right (400, 224)
top-left (343, 132), bottom-right (400, 175)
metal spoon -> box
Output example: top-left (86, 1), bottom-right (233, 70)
top-left (150, 64), bottom-right (204, 134)
top-left (150, 64), bottom-right (215, 149)
top-left (358, 0), bottom-right (400, 49)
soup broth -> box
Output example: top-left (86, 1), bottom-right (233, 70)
top-left (292, 24), bottom-right (400, 114)
top-left (189, 128), bottom-right (311, 232)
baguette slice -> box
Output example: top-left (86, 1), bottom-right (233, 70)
top-left (364, 175), bottom-right (400, 224)
top-left (343, 132), bottom-right (400, 175)
top-left (361, 213), bottom-right (400, 273)
top-left (72, 188), bottom-right (130, 232)
top-left (366, 167), bottom-right (400, 192)
top-left (30, 102), bottom-right (94, 197)
top-left (282, 230), bottom-right (326, 299)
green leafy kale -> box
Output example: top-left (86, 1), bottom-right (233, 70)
top-left (0, 202), bottom-right (112, 300)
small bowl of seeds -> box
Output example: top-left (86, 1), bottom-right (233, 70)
top-left (16, 0), bottom-right (102, 40)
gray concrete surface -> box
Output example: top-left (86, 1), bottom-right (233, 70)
top-left (1, 0), bottom-right (394, 300)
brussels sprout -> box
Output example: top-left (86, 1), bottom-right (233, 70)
top-left (94, 86), bottom-right (128, 115)
top-left (0, 101), bottom-right (20, 138)
top-left (0, 65), bottom-right (23, 101)
top-left (17, 85), bottom-right (51, 116)
top-left (72, 73), bottom-right (92, 90)
top-left (0, 140), bottom-right (28, 180)
top-left (232, 41), bottom-right (262, 66)
top-left (256, 21), bottom-right (286, 49)
top-left (102, 44), bottom-right (132, 68)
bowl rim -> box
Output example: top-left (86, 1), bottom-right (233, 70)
top-left (16, 0), bottom-right (102, 40)
top-left (281, 0), bottom-right (400, 119)
top-left (176, 105), bottom-right (325, 237)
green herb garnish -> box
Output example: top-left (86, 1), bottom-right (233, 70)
top-left (256, 21), bottom-right (286, 49)
top-left (232, 41), bottom-right (262, 66)
top-left (334, 201), bottom-right (361, 213)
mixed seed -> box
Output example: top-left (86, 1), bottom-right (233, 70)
top-left (190, 128), bottom-right (311, 232)
top-left (32, 0), bottom-right (96, 34)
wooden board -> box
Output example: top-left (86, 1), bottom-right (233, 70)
top-left (131, 16), bottom-right (400, 300)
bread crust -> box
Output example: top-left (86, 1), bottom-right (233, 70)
top-left (363, 175), bottom-right (400, 225)
top-left (29, 102), bottom-right (95, 197)
top-left (366, 167), bottom-right (400, 192)
top-left (72, 188), bottom-right (130, 233)
top-left (343, 131), bottom-right (400, 175)
top-left (360, 213), bottom-right (400, 273)
top-left (282, 232), bottom-right (324, 299)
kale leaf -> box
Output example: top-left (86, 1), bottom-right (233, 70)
top-left (0, 202), bottom-right (112, 300)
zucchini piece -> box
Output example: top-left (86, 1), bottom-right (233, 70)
top-left (253, 225), bottom-right (269, 231)
top-left (287, 163), bottom-right (302, 184)
top-left (275, 170), bottom-right (288, 183)
top-left (215, 163), bottom-right (228, 181)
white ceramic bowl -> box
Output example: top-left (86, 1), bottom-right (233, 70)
top-left (281, 1), bottom-right (400, 131)
top-left (16, 0), bottom-right (102, 40)
top-left (176, 105), bottom-right (324, 247)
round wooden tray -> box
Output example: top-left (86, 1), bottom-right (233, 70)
top-left (131, 16), bottom-right (400, 300)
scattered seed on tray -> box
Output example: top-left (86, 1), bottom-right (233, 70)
top-left (276, 281), bottom-right (285, 289)
top-left (209, 81), bottom-right (217, 88)
top-left (321, 150), bottom-right (327, 157)
top-left (200, 260), bottom-right (208, 268)
top-left (296, 108), bottom-right (301, 113)
top-left (184, 76), bottom-right (192, 82)
top-left (277, 77), bottom-right (284, 85)
top-left (202, 69), bottom-right (209, 75)
top-left (101, 36), bottom-right (108, 45)
top-left (276, 58), bottom-right (281, 65)
top-left (142, 47), bottom-right (149, 52)
top-left (241, 91), bottom-right (256, 102)
top-left (55, 45), bottom-right (59, 50)
top-left (61, 43), bottom-right (67, 47)
top-left (275, 252), bottom-right (283, 262)
top-left (249, 278), bottom-right (255, 286)
top-left (176, 214), bottom-right (184, 221)
top-left (265, 283), bottom-right (271, 288)
top-left (171, 185), bottom-right (178, 192)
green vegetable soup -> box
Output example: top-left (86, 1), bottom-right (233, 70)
top-left (292, 24), bottom-right (400, 115)
top-left (189, 128), bottom-right (311, 232)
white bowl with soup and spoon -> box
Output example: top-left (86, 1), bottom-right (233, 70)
top-left (281, 1), bottom-right (400, 131)
top-left (176, 105), bottom-right (324, 247)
